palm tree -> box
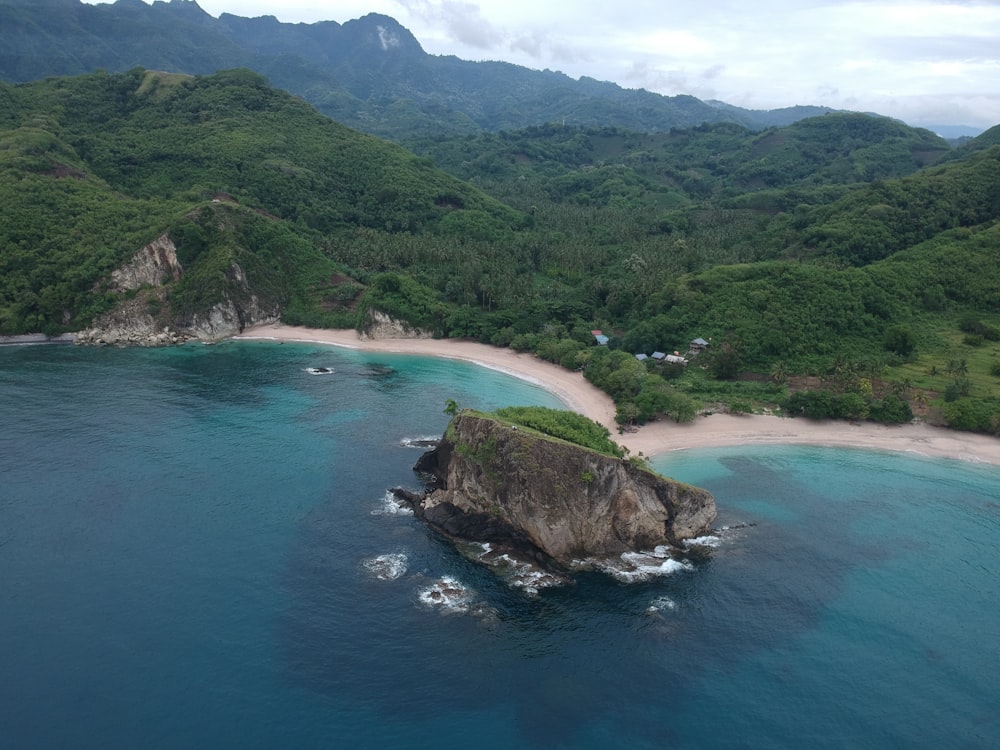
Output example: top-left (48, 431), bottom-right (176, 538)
top-left (946, 358), bottom-right (969, 378)
top-left (770, 360), bottom-right (789, 385)
top-left (891, 378), bottom-right (914, 397)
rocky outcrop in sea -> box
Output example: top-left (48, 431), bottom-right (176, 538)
top-left (395, 412), bottom-right (717, 587)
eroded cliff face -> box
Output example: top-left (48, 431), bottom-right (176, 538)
top-left (358, 309), bottom-right (432, 341)
top-left (406, 413), bottom-right (716, 568)
top-left (76, 234), bottom-right (279, 346)
top-left (109, 234), bottom-right (183, 291)
top-left (182, 260), bottom-right (279, 340)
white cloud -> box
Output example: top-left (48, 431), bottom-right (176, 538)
top-left (397, 0), bottom-right (504, 49)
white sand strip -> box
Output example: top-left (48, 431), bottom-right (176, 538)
top-left (233, 323), bottom-right (1000, 466)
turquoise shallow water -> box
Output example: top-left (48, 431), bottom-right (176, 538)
top-left (2, 342), bottom-right (998, 749)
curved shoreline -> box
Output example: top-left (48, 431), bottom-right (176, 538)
top-left (233, 323), bottom-right (1000, 467)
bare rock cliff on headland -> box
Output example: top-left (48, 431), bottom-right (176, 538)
top-left (358, 309), bottom-right (432, 341)
top-left (76, 234), bottom-right (279, 346)
top-left (109, 234), bottom-right (183, 290)
top-left (401, 413), bottom-right (716, 570)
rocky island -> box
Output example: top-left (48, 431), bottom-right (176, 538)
top-left (394, 408), bottom-right (717, 587)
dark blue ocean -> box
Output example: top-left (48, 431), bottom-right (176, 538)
top-left (2, 341), bottom-right (998, 749)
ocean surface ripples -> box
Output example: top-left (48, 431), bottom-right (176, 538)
top-left (2, 341), bottom-right (998, 749)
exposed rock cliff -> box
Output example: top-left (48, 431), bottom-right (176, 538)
top-left (109, 234), bottom-right (183, 291)
top-left (399, 413), bottom-right (716, 576)
top-left (75, 294), bottom-right (187, 348)
top-left (358, 309), bottom-right (432, 341)
top-left (76, 234), bottom-right (279, 346)
top-left (181, 260), bottom-right (279, 341)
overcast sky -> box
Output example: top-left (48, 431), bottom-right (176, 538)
top-left (85, 1), bottom-right (1000, 130)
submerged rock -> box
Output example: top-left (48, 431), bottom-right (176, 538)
top-left (396, 412), bottom-right (716, 578)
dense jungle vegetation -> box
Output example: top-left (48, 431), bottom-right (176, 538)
top-left (1, 69), bottom-right (998, 434)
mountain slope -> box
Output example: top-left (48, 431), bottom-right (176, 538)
top-left (0, 0), bottom-right (844, 140)
top-left (0, 68), bottom-right (522, 335)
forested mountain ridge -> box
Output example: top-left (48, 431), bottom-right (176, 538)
top-left (2, 68), bottom-right (998, 434)
top-left (0, 0), bottom-right (844, 141)
top-left (410, 114), bottom-right (950, 204)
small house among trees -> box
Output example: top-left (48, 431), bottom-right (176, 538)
top-left (634, 351), bottom-right (688, 365)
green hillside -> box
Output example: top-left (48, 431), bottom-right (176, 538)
top-left (403, 118), bottom-right (998, 433)
top-left (1, 69), bottom-right (997, 435)
top-left (0, 68), bottom-right (523, 334)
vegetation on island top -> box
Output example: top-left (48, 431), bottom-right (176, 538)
top-left (447, 400), bottom-right (621, 454)
top-left (490, 406), bottom-right (625, 458)
top-left (1, 69), bottom-right (998, 435)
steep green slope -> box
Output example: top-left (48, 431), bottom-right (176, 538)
top-left (795, 146), bottom-right (1000, 265)
top-left (734, 114), bottom-right (948, 187)
top-left (0, 68), bottom-right (522, 335)
top-left (0, 0), bottom-right (252, 80)
top-left (412, 114), bottom-right (949, 204)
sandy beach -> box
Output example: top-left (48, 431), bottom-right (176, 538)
top-left (234, 323), bottom-right (1000, 466)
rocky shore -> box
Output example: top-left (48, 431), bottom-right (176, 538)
top-left (74, 326), bottom-right (190, 347)
top-left (395, 411), bottom-right (717, 585)
top-left (70, 232), bottom-right (278, 347)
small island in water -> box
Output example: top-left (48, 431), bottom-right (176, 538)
top-left (394, 406), bottom-right (717, 588)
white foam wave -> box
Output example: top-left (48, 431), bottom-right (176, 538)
top-left (601, 551), bottom-right (694, 583)
top-left (399, 435), bottom-right (440, 449)
top-left (362, 552), bottom-right (408, 581)
top-left (647, 595), bottom-right (678, 613)
top-left (493, 553), bottom-right (564, 596)
top-left (460, 541), bottom-right (492, 558)
top-left (304, 367), bottom-right (335, 375)
top-left (684, 535), bottom-right (722, 548)
top-left (370, 490), bottom-right (413, 516)
top-left (417, 576), bottom-right (474, 613)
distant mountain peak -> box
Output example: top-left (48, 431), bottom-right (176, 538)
top-left (343, 13), bottom-right (425, 54)
top-left (155, 0), bottom-right (205, 11)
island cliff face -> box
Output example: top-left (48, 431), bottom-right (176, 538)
top-left (405, 413), bottom-right (716, 568)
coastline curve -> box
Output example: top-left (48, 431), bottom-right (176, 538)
top-left (232, 323), bottom-right (1000, 466)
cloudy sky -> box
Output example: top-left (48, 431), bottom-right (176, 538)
top-left (86, 0), bottom-right (1000, 130)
